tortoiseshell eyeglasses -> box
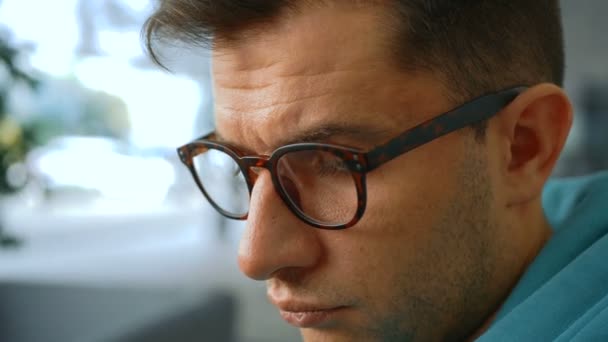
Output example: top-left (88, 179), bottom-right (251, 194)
top-left (177, 87), bottom-right (526, 229)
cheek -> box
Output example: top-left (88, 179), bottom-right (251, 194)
top-left (319, 135), bottom-right (469, 300)
top-left (320, 183), bottom-right (453, 309)
top-left (363, 135), bottom-right (466, 235)
top-left (308, 137), bottom-right (496, 338)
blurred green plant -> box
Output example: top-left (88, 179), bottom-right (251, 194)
top-left (1, 35), bottom-right (131, 192)
top-left (0, 32), bottom-right (39, 193)
top-left (0, 30), bottom-right (34, 247)
top-left (0, 28), bottom-right (130, 247)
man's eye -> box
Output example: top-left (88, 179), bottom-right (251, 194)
top-left (314, 158), bottom-right (348, 176)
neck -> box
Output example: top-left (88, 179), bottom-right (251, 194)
top-left (469, 201), bottom-right (554, 340)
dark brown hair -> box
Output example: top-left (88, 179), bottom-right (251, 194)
top-left (143, 0), bottom-right (564, 112)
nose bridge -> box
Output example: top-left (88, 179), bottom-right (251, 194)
top-left (237, 154), bottom-right (323, 281)
top-left (242, 155), bottom-right (272, 184)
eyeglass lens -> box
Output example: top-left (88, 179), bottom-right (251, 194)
top-left (276, 150), bottom-right (358, 225)
top-left (192, 148), bottom-right (358, 225)
top-left (192, 149), bottom-right (250, 216)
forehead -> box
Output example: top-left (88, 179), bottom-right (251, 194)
top-left (211, 4), bottom-right (448, 153)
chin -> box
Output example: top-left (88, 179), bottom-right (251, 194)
top-left (299, 327), bottom-right (411, 342)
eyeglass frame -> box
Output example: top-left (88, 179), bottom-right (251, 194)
top-left (177, 86), bottom-right (527, 230)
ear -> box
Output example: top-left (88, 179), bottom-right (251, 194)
top-left (494, 83), bottom-right (573, 207)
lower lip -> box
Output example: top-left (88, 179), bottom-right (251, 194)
top-left (280, 307), bottom-right (344, 328)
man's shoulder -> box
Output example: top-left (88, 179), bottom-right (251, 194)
top-left (479, 171), bottom-right (608, 341)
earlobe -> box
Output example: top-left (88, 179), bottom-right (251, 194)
top-left (500, 83), bottom-right (573, 205)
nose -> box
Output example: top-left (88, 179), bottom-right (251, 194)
top-left (237, 169), bottom-right (323, 281)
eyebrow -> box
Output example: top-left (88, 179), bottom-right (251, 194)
top-left (215, 122), bottom-right (391, 152)
top-left (281, 123), bottom-right (390, 146)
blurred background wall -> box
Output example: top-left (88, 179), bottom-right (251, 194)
top-left (0, 1), bottom-right (606, 341)
top-left (557, 0), bottom-right (608, 175)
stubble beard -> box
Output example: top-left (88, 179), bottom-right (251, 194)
top-left (368, 139), bottom-right (499, 342)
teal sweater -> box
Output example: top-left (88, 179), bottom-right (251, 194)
top-left (479, 171), bottom-right (608, 341)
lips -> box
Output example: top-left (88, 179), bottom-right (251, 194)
top-left (268, 286), bottom-right (351, 328)
top-left (270, 296), bottom-right (348, 328)
top-left (279, 306), bottom-right (346, 328)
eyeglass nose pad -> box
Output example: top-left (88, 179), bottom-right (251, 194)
top-left (248, 166), bottom-right (265, 184)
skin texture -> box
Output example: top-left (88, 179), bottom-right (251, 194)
top-left (211, 4), bottom-right (572, 341)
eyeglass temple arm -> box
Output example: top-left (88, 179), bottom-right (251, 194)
top-left (364, 87), bottom-right (527, 172)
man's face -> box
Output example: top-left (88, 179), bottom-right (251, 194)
top-left (212, 5), bottom-right (516, 341)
